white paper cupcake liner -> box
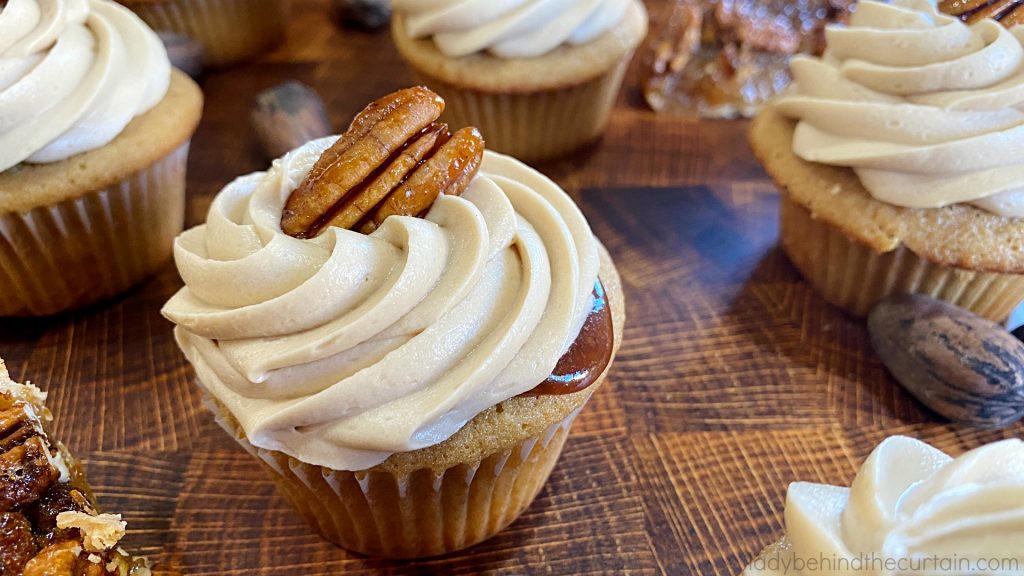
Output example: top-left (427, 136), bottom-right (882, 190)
top-left (780, 193), bottom-right (1024, 321)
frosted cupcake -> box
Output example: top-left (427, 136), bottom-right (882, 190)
top-left (390, 0), bottom-right (648, 162)
top-left (163, 87), bottom-right (624, 557)
top-left (0, 0), bottom-right (203, 316)
top-left (118, 0), bottom-right (290, 67)
top-left (749, 0), bottom-right (1024, 321)
top-left (0, 358), bottom-right (151, 574)
top-left (744, 436), bottom-right (1024, 575)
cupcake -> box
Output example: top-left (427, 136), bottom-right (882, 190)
top-left (119, 0), bottom-right (290, 67)
top-left (390, 0), bottom-right (648, 162)
top-left (744, 436), bottom-right (1024, 576)
top-left (0, 358), bottom-right (151, 574)
top-left (0, 0), bottom-right (203, 316)
top-left (162, 87), bottom-right (625, 557)
top-left (749, 0), bottom-right (1024, 322)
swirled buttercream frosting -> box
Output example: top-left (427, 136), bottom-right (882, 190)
top-left (745, 436), bottom-right (1024, 576)
top-left (0, 0), bottom-right (171, 172)
top-left (774, 0), bottom-right (1024, 218)
top-left (391, 0), bottom-right (631, 58)
top-left (162, 138), bottom-right (601, 471)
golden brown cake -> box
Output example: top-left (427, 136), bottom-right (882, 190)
top-left (0, 360), bottom-right (150, 575)
top-left (118, 0), bottom-right (291, 67)
top-left (390, 0), bottom-right (648, 161)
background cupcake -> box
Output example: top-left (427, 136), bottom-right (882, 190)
top-left (750, 0), bottom-right (1024, 321)
top-left (163, 88), bottom-right (625, 557)
top-left (0, 0), bottom-right (203, 316)
top-left (390, 0), bottom-right (648, 162)
top-left (119, 0), bottom-right (291, 67)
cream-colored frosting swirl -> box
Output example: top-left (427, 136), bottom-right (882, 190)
top-left (0, 0), bottom-right (170, 172)
top-left (391, 0), bottom-right (631, 58)
top-left (774, 0), bottom-right (1024, 218)
top-left (162, 138), bottom-right (600, 471)
top-left (746, 436), bottom-right (1024, 575)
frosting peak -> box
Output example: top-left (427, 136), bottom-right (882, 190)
top-left (747, 436), bottom-right (1024, 576)
top-left (392, 0), bottom-right (631, 58)
top-left (162, 138), bottom-right (600, 471)
top-left (775, 0), bottom-right (1024, 218)
top-left (0, 0), bottom-right (171, 172)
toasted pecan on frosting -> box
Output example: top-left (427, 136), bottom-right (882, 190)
top-left (281, 87), bottom-right (485, 238)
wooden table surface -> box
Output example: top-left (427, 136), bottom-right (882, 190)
top-left (2, 1), bottom-right (1022, 574)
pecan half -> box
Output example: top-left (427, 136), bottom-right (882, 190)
top-left (281, 87), bottom-right (485, 238)
top-left (360, 126), bottom-right (484, 234)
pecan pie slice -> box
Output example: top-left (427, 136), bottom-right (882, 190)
top-left (0, 360), bottom-right (149, 576)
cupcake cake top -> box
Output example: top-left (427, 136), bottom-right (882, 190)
top-left (775, 0), bottom-right (1024, 217)
top-left (0, 0), bottom-right (171, 172)
top-left (745, 436), bottom-right (1024, 576)
top-left (163, 88), bottom-right (607, 471)
top-left (391, 0), bottom-right (632, 58)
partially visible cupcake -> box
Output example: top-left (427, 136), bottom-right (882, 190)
top-left (390, 0), bottom-right (648, 162)
top-left (0, 0), bottom-right (203, 316)
top-left (119, 0), bottom-right (291, 67)
top-left (749, 0), bottom-right (1024, 321)
top-left (744, 436), bottom-right (1024, 575)
top-left (162, 87), bottom-right (625, 557)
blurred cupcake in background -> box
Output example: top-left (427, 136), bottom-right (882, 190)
top-left (119, 0), bottom-right (291, 67)
top-left (390, 0), bottom-right (648, 162)
top-left (0, 0), bottom-right (203, 316)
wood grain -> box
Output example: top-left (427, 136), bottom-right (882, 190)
top-left (0, 1), bottom-right (1021, 574)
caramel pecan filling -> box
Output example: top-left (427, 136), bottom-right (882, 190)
top-left (281, 86), bottom-right (485, 238)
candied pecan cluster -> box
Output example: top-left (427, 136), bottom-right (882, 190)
top-left (0, 389), bottom-right (146, 576)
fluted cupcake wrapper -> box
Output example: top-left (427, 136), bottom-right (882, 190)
top-left (0, 144), bottom-right (190, 317)
top-left (779, 193), bottom-right (1024, 322)
top-left (211, 397), bottom-right (581, 558)
top-left (126, 0), bottom-right (290, 67)
top-left (407, 54), bottom-right (633, 162)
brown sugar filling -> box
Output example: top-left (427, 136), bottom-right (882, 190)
top-left (523, 278), bottom-right (615, 397)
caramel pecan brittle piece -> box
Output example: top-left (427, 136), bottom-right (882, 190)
top-left (0, 361), bottom-right (150, 575)
top-left (281, 87), bottom-right (486, 238)
top-left (0, 436), bottom-right (59, 513)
